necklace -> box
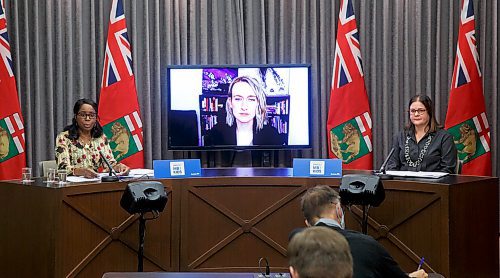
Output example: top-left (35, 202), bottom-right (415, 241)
top-left (404, 135), bottom-right (432, 168)
top-left (79, 135), bottom-right (92, 145)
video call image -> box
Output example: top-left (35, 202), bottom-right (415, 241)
top-left (168, 66), bottom-right (310, 149)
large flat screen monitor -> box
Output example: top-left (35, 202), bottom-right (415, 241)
top-left (166, 64), bottom-right (312, 150)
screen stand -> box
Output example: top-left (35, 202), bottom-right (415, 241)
top-left (262, 151), bottom-right (271, 167)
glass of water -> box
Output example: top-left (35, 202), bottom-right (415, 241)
top-left (57, 169), bottom-right (67, 185)
top-left (21, 167), bottom-right (32, 182)
top-left (47, 168), bottom-right (57, 183)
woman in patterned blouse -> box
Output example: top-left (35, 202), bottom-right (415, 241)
top-left (55, 99), bottom-right (130, 178)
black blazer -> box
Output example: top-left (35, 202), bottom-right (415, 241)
top-left (290, 224), bottom-right (409, 278)
top-left (204, 121), bottom-right (284, 146)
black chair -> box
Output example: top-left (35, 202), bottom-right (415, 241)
top-left (168, 110), bottom-right (199, 147)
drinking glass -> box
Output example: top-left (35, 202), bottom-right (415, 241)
top-left (21, 167), bottom-right (32, 182)
top-left (57, 169), bottom-right (67, 184)
top-left (47, 168), bottom-right (57, 183)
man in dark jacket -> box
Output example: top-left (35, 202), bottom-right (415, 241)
top-left (291, 185), bottom-right (427, 278)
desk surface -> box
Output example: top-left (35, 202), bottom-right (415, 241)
top-left (103, 273), bottom-right (290, 278)
top-left (8, 167), bottom-right (492, 188)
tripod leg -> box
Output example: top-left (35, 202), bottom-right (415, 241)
top-left (362, 205), bottom-right (368, 234)
top-left (138, 214), bottom-right (146, 272)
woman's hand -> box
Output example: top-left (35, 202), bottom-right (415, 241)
top-left (114, 163), bottom-right (130, 176)
top-left (74, 168), bottom-right (98, 178)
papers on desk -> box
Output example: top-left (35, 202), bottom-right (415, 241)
top-left (66, 169), bottom-right (154, 183)
top-left (385, 170), bottom-right (449, 179)
top-left (129, 169), bottom-right (154, 177)
top-left (67, 176), bottom-right (101, 183)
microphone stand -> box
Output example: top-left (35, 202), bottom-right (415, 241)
top-left (375, 148), bottom-right (395, 180)
top-left (138, 213), bottom-right (146, 272)
top-left (137, 210), bottom-right (160, 272)
top-left (99, 151), bottom-right (119, 182)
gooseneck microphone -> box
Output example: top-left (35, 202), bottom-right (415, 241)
top-left (376, 148), bottom-right (395, 180)
top-left (378, 147), bottom-right (395, 174)
top-left (99, 151), bottom-right (119, 182)
top-left (258, 257), bottom-right (270, 277)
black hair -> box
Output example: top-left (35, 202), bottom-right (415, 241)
top-left (63, 98), bottom-right (103, 140)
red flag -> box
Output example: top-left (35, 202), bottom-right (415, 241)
top-left (445, 0), bottom-right (491, 176)
top-left (327, 0), bottom-right (373, 170)
top-left (0, 0), bottom-right (26, 180)
top-left (98, 0), bottom-right (144, 168)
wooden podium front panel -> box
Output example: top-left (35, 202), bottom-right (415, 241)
top-left (0, 182), bottom-right (60, 278)
top-left (354, 181), bottom-right (451, 275)
top-left (1, 171), bottom-right (498, 278)
top-left (0, 180), bottom-right (178, 278)
top-left (177, 177), bottom-right (311, 272)
top-left (448, 178), bottom-right (499, 278)
top-left (56, 182), bottom-right (178, 277)
top-left (341, 177), bottom-right (499, 278)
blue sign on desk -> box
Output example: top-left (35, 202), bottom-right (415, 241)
top-left (153, 159), bottom-right (202, 178)
top-left (292, 158), bottom-right (342, 177)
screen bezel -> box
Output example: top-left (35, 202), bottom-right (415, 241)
top-left (164, 64), bottom-right (313, 151)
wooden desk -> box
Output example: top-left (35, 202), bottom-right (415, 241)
top-left (102, 272), bottom-right (290, 278)
top-left (0, 169), bottom-right (498, 278)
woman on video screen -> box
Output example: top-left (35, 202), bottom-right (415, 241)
top-left (204, 76), bottom-right (284, 147)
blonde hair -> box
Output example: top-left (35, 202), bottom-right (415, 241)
top-left (288, 226), bottom-right (353, 278)
top-left (225, 76), bottom-right (268, 130)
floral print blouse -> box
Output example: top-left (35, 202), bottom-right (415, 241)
top-left (55, 131), bottom-right (117, 175)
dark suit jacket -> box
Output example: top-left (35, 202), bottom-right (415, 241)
top-left (204, 121), bottom-right (284, 146)
top-left (290, 224), bottom-right (409, 278)
top-left (386, 128), bottom-right (457, 173)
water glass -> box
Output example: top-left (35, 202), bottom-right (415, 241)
top-left (57, 169), bottom-right (67, 184)
top-left (21, 167), bottom-right (32, 182)
top-left (47, 168), bottom-right (57, 183)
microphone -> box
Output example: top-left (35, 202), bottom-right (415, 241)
top-left (376, 148), bottom-right (395, 180)
top-left (258, 257), bottom-right (270, 277)
top-left (99, 151), bottom-right (119, 182)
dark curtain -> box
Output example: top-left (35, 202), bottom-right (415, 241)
top-left (4, 0), bottom-right (499, 175)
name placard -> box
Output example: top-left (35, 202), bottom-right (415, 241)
top-left (292, 158), bottom-right (342, 177)
top-left (153, 159), bottom-right (202, 178)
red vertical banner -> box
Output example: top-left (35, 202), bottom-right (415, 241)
top-left (98, 0), bottom-right (144, 168)
top-left (445, 0), bottom-right (491, 176)
top-left (0, 0), bottom-right (26, 180)
top-left (327, 0), bottom-right (373, 170)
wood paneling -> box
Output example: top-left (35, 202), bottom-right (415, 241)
top-left (0, 169), bottom-right (497, 278)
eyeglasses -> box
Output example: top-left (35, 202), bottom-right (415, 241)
top-left (409, 109), bottom-right (427, 115)
top-left (77, 112), bottom-right (97, 119)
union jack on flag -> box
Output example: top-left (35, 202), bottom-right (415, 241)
top-left (451, 0), bottom-right (481, 89)
top-left (332, 0), bottom-right (364, 89)
top-left (0, 0), bottom-right (14, 77)
top-left (101, 0), bottom-right (133, 88)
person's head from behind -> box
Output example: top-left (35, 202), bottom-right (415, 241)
top-left (301, 185), bottom-right (344, 227)
top-left (66, 98), bottom-right (103, 139)
top-left (406, 94), bottom-right (440, 133)
top-left (226, 76), bottom-right (267, 130)
top-left (288, 226), bottom-right (353, 278)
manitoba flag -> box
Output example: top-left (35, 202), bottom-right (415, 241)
top-left (98, 0), bottom-right (144, 168)
top-left (102, 111), bottom-right (143, 162)
top-left (327, 0), bottom-right (373, 170)
top-left (445, 0), bottom-right (491, 176)
top-left (0, 1), bottom-right (26, 180)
